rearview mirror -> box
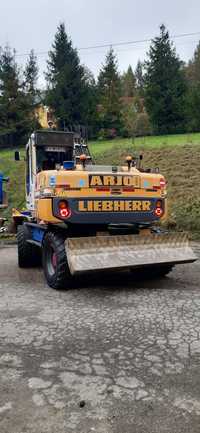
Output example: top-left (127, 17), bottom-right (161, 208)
top-left (14, 151), bottom-right (20, 161)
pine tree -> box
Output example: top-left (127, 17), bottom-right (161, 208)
top-left (185, 42), bottom-right (200, 131)
top-left (0, 45), bottom-right (30, 146)
top-left (97, 47), bottom-right (121, 133)
top-left (24, 49), bottom-right (39, 97)
top-left (0, 45), bottom-right (37, 147)
top-left (24, 50), bottom-right (41, 130)
top-left (0, 46), bottom-right (18, 138)
top-left (82, 66), bottom-right (98, 137)
top-left (135, 60), bottom-right (145, 96)
top-left (46, 23), bottom-right (88, 129)
top-left (186, 42), bottom-right (200, 84)
top-left (145, 25), bottom-right (187, 135)
top-left (121, 65), bottom-right (136, 97)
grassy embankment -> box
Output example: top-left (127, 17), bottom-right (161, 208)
top-left (0, 132), bottom-right (200, 238)
top-left (0, 148), bottom-right (25, 221)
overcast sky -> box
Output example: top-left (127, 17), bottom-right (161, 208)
top-left (1, 0), bottom-right (200, 87)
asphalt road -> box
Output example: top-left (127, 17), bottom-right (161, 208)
top-left (0, 244), bottom-right (200, 433)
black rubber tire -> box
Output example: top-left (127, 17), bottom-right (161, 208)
top-left (146, 265), bottom-right (174, 279)
top-left (131, 264), bottom-right (174, 279)
top-left (42, 231), bottom-right (72, 290)
top-left (17, 225), bottom-right (41, 268)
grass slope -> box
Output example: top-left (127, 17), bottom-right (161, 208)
top-left (0, 132), bottom-right (200, 237)
top-left (94, 143), bottom-right (200, 236)
top-left (0, 148), bottom-right (25, 220)
top-left (90, 132), bottom-right (200, 158)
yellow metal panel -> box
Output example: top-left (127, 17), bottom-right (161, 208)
top-left (36, 198), bottom-right (60, 223)
top-left (34, 167), bottom-right (167, 220)
top-left (35, 170), bottom-right (166, 199)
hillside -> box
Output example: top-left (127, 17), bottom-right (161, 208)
top-left (89, 133), bottom-right (200, 158)
top-left (92, 141), bottom-right (200, 236)
top-left (0, 148), bottom-right (25, 220)
top-left (0, 133), bottom-right (200, 237)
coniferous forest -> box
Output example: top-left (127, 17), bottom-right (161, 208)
top-left (1, 23), bottom-right (200, 146)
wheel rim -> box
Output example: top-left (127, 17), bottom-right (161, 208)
top-left (46, 245), bottom-right (57, 276)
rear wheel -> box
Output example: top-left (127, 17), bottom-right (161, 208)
top-left (131, 264), bottom-right (174, 279)
top-left (17, 225), bottom-right (41, 268)
top-left (42, 231), bottom-right (72, 290)
top-left (144, 265), bottom-right (174, 279)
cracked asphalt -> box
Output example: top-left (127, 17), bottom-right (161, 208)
top-left (0, 244), bottom-right (200, 433)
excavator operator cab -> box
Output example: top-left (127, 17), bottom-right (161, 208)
top-left (35, 131), bottom-right (74, 172)
top-left (36, 148), bottom-right (74, 171)
top-left (25, 130), bottom-right (74, 210)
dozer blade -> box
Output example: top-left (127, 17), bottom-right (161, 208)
top-left (65, 233), bottom-right (197, 275)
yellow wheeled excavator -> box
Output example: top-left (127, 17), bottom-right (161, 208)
top-left (13, 130), bottom-right (197, 289)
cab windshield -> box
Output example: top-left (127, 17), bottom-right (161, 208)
top-left (36, 146), bottom-right (73, 172)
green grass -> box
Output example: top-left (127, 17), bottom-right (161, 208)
top-left (89, 134), bottom-right (200, 238)
top-left (0, 148), bottom-right (25, 221)
top-left (0, 132), bottom-right (200, 238)
top-left (89, 132), bottom-right (200, 158)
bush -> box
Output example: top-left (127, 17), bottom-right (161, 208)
top-left (120, 101), bottom-right (137, 137)
top-left (134, 113), bottom-right (152, 137)
top-left (98, 128), bottom-right (117, 140)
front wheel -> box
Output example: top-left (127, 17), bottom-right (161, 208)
top-left (42, 231), bottom-right (72, 290)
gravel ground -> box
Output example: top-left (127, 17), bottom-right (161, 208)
top-left (0, 244), bottom-right (200, 433)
